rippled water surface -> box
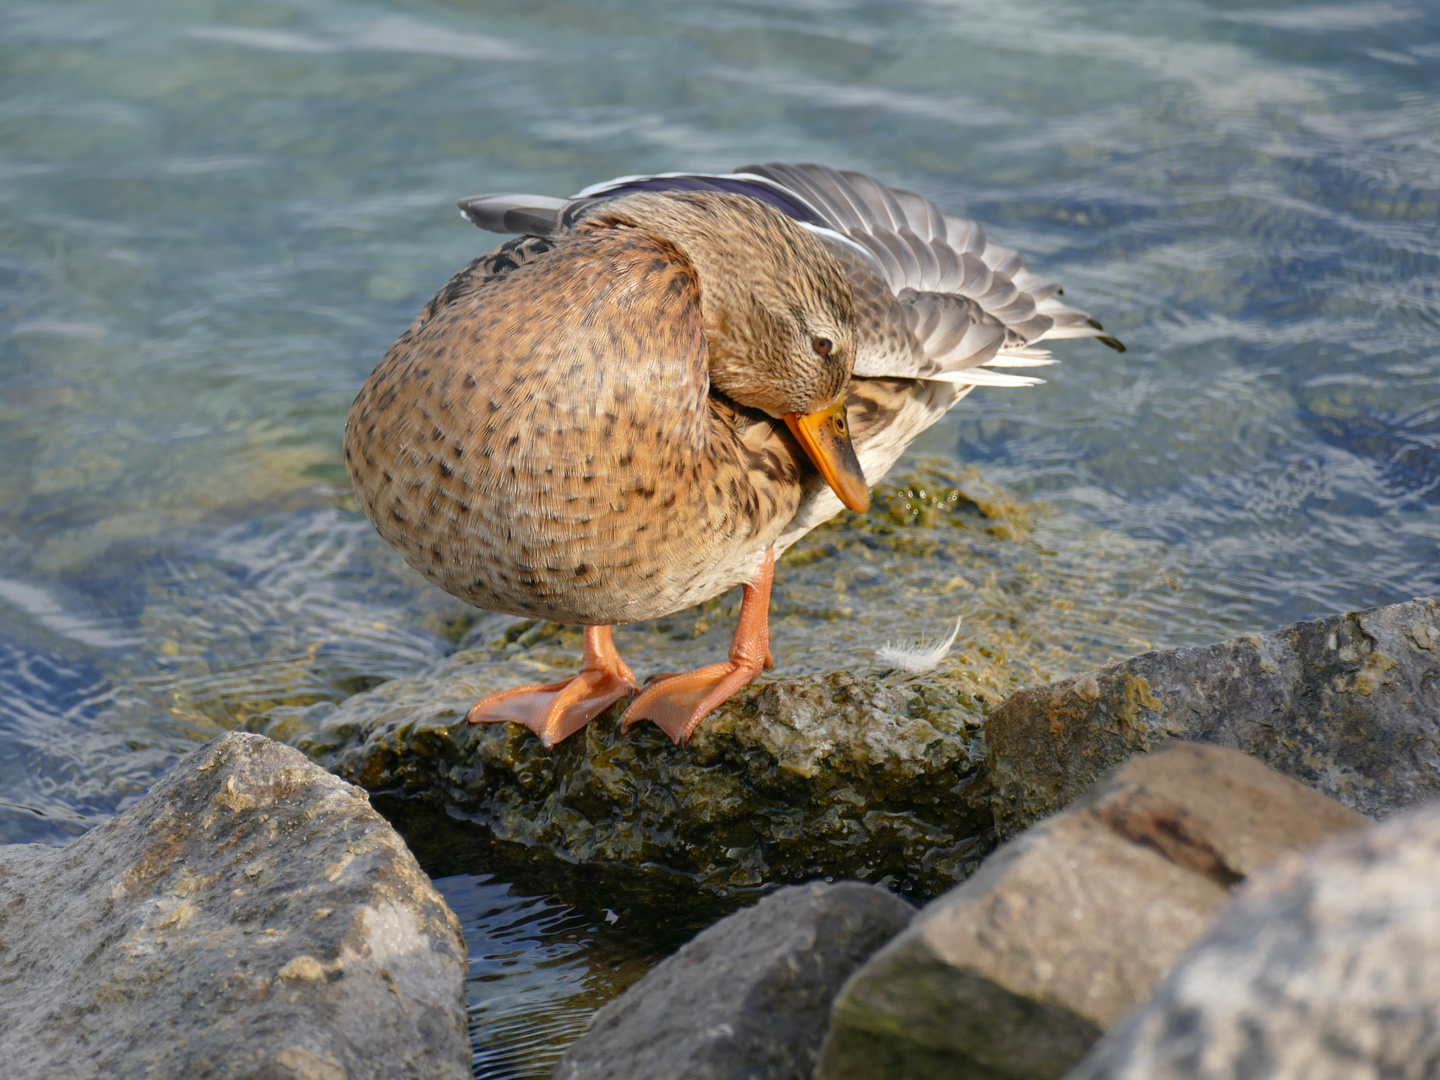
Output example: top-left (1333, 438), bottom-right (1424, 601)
top-left (3, 0), bottom-right (1439, 1074)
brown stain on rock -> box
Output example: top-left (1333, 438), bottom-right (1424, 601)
top-left (1116, 675), bottom-right (1163, 749)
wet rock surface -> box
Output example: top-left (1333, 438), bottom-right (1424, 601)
top-left (553, 880), bottom-right (914, 1080)
top-left (1068, 800), bottom-right (1440, 1080)
top-left (255, 663), bottom-right (991, 896)
top-left (986, 597), bottom-right (1440, 839)
top-left (814, 743), bottom-right (1367, 1080)
top-left (0, 732), bottom-right (469, 1080)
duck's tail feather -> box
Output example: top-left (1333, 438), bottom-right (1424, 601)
top-left (457, 193), bottom-right (567, 237)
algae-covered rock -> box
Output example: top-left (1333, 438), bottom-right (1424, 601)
top-left (236, 458), bottom-right (1183, 895)
top-left (986, 597), bottom-right (1440, 839)
top-left (253, 658), bottom-right (991, 896)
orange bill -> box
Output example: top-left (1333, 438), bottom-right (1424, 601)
top-left (784, 397), bottom-right (870, 513)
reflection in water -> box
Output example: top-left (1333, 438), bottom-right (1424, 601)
top-left (390, 800), bottom-right (739, 1080)
top-left (443, 874), bottom-right (686, 1080)
top-left (445, 876), bottom-right (613, 1080)
top-left (2, 0), bottom-right (1439, 1072)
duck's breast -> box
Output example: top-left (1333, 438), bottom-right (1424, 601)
top-left (345, 227), bottom-right (800, 624)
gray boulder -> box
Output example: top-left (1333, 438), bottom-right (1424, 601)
top-left (1067, 800), bottom-right (1440, 1080)
top-left (813, 743), bottom-right (1367, 1080)
top-left (552, 880), bottom-right (914, 1080)
top-left (986, 596), bottom-right (1440, 839)
top-left (0, 731), bottom-right (470, 1080)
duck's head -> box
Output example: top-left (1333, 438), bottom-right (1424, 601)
top-left (581, 190), bottom-right (870, 513)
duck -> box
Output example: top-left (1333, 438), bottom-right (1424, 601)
top-left (344, 163), bottom-right (1123, 748)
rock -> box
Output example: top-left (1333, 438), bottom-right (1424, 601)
top-left (1067, 800), bottom-right (1440, 1080)
top-left (239, 456), bottom-right (1080, 900)
top-left (1073, 740), bottom-right (1369, 883)
top-left (986, 596), bottom-right (1440, 839)
top-left (552, 880), bottom-right (914, 1080)
top-left (0, 732), bottom-right (470, 1080)
top-left (253, 663), bottom-right (991, 896)
top-left (813, 743), bottom-right (1367, 1080)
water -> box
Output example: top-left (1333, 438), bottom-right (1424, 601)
top-left (389, 800), bottom-right (734, 1079)
top-left (2, 0), bottom-right (1438, 1074)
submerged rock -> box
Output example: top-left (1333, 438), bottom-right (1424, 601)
top-left (553, 880), bottom-right (914, 1080)
top-left (814, 744), bottom-right (1367, 1080)
top-left (0, 732), bottom-right (469, 1080)
top-left (986, 596), bottom-right (1440, 839)
top-left (255, 661), bottom-right (991, 896)
top-left (1068, 800), bottom-right (1440, 1080)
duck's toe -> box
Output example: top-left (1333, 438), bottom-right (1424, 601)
top-left (467, 670), bottom-right (635, 748)
top-left (467, 626), bottom-right (638, 747)
top-left (619, 658), bottom-right (765, 745)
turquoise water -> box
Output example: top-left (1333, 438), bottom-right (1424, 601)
top-left (3, 0), bottom-right (1439, 1074)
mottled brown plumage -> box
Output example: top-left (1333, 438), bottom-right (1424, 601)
top-left (346, 164), bottom-right (1122, 746)
top-left (346, 194), bottom-right (848, 628)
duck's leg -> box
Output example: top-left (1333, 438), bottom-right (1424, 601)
top-left (467, 625), bottom-right (638, 748)
top-left (621, 548), bottom-right (775, 746)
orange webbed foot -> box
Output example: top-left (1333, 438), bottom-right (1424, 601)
top-left (620, 548), bottom-right (775, 746)
top-left (467, 626), bottom-right (637, 747)
top-left (620, 657), bottom-right (765, 745)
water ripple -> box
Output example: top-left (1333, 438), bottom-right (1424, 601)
top-left (2, 1), bottom-right (1438, 1073)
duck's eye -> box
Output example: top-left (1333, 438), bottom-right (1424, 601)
top-left (812, 337), bottom-right (833, 357)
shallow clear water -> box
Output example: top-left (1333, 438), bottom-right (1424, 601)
top-left (3, 0), bottom-right (1438, 1074)
top-left (389, 802), bottom-right (735, 1079)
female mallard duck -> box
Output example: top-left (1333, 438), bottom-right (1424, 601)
top-left (345, 163), bottom-right (1122, 748)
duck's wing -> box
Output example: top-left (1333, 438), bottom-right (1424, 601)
top-left (733, 163), bottom-right (1124, 376)
top-left (455, 194), bottom-right (568, 238)
top-left (455, 167), bottom-right (1125, 550)
top-left (459, 172), bottom-right (834, 236)
top-left (458, 164), bottom-right (1123, 386)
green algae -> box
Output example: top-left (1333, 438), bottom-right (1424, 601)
top-left (252, 664), bottom-right (993, 898)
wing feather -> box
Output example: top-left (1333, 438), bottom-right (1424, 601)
top-left (456, 193), bottom-right (566, 237)
top-left (448, 162), bottom-right (1124, 522)
top-left (454, 161), bottom-right (1126, 395)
